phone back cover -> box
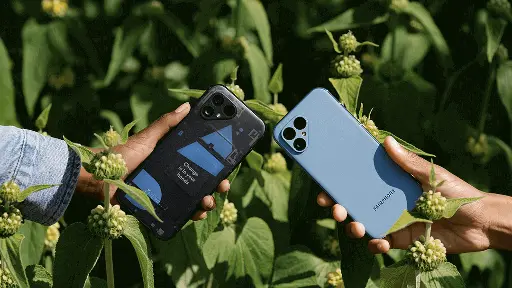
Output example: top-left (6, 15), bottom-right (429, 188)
top-left (273, 88), bottom-right (422, 238)
top-left (120, 85), bottom-right (265, 239)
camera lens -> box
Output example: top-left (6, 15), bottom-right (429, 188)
top-left (293, 138), bottom-right (307, 151)
top-left (283, 127), bottom-right (296, 140)
top-left (202, 106), bottom-right (215, 117)
top-left (212, 94), bottom-right (224, 106)
top-left (223, 105), bottom-right (236, 117)
top-left (294, 117), bottom-right (307, 130)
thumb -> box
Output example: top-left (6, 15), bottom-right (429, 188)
top-left (134, 102), bottom-right (191, 144)
top-left (383, 136), bottom-right (431, 183)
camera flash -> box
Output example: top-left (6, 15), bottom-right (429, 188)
top-left (216, 113), bottom-right (221, 118)
top-left (301, 131), bottom-right (306, 136)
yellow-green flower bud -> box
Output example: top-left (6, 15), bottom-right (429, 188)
top-left (487, 0), bottom-right (512, 18)
top-left (220, 199), bottom-right (237, 226)
top-left (415, 190), bottom-right (447, 220)
top-left (103, 127), bottom-right (122, 148)
top-left (263, 153), bottom-right (288, 174)
top-left (42, 0), bottom-right (69, 17)
top-left (227, 83), bottom-right (245, 100)
top-left (406, 235), bottom-right (446, 271)
top-left (0, 207), bottom-right (23, 238)
top-left (339, 31), bottom-right (358, 54)
top-left (44, 222), bottom-right (60, 251)
top-left (359, 116), bottom-right (379, 138)
top-left (0, 265), bottom-right (16, 288)
top-left (0, 181), bottom-right (19, 203)
top-left (87, 204), bottom-right (127, 240)
top-left (466, 134), bottom-right (489, 158)
top-left (331, 55), bottom-right (363, 78)
top-left (269, 103), bottom-right (288, 117)
top-left (326, 268), bottom-right (344, 287)
top-left (323, 235), bottom-right (341, 258)
top-left (86, 152), bottom-right (128, 180)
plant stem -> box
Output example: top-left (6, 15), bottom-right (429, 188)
top-left (104, 182), bottom-right (110, 212)
top-left (207, 272), bottom-right (214, 288)
top-left (273, 93), bottom-right (278, 105)
top-left (234, 0), bottom-right (243, 38)
top-left (391, 24), bottom-right (397, 63)
top-left (425, 223), bottom-right (432, 241)
top-left (105, 240), bottom-right (115, 288)
top-left (478, 64), bottom-right (497, 136)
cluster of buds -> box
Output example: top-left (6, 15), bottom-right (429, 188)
top-left (263, 153), bottom-right (288, 174)
top-left (42, 0), bottom-right (68, 17)
top-left (487, 0), bottom-right (512, 19)
top-left (338, 32), bottom-right (358, 54)
top-left (415, 190), bottom-right (447, 221)
top-left (0, 181), bottom-right (20, 204)
top-left (102, 127), bottom-right (122, 148)
top-left (331, 55), bottom-right (363, 78)
top-left (45, 222), bottom-right (60, 251)
top-left (359, 114), bottom-right (379, 138)
top-left (0, 207), bottom-right (22, 238)
top-left (86, 152), bottom-right (127, 181)
top-left (326, 268), bottom-right (344, 287)
top-left (466, 134), bottom-right (489, 159)
top-left (323, 235), bottom-right (341, 258)
top-left (406, 235), bottom-right (446, 271)
top-left (220, 199), bottom-right (238, 226)
top-left (87, 204), bottom-right (127, 240)
top-left (227, 83), bottom-right (245, 100)
top-left (0, 263), bottom-right (16, 288)
top-left (48, 67), bottom-right (75, 90)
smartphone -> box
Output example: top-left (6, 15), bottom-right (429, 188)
top-left (117, 85), bottom-right (265, 240)
top-left (273, 88), bottom-right (422, 238)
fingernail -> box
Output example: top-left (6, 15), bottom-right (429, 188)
top-left (207, 197), bottom-right (215, 209)
top-left (175, 102), bottom-right (189, 113)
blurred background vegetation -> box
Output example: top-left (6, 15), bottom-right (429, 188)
top-left (1, 0), bottom-right (512, 287)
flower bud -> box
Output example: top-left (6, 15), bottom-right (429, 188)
top-left (87, 204), bottom-right (127, 240)
top-left (42, 0), bottom-right (69, 17)
top-left (103, 127), bottom-right (122, 148)
top-left (0, 207), bottom-right (23, 238)
top-left (359, 115), bottom-right (379, 138)
top-left (86, 152), bottom-right (128, 180)
top-left (331, 55), bottom-right (363, 78)
top-left (415, 190), bottom-right (447, 220)
top-left (406, 236), bottom-right (446, 271)
top-left (466, 134), bottom-right (489, 158)
top-left (0, 264), bottom-right (16, 288)
top-left (227, 83), bottom-right (245, 100)
top-left (0, 181), bottom-right (20, 203)
top-left (339, 31), bottom-right (358, 54)
top-left (487, 0), bottom-right (512, 18)
top-left (269, 103), bottom-right (288, 117)
top-left (263, 153), bottom-right (288, 173)
top-left (45, 222), bottom-right (60, 251)
top-left (220, 199), bottom-right (238, 226)
top-left (326, 268), bottom-right (344, 287)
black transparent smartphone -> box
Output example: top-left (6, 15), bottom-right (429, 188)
top-left (116, 85), bottom-right (265, 240)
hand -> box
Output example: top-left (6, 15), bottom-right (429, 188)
top-left (77, 102), bottom-right (230, 221)
top-left (317, 136), bottom-right (491, 254)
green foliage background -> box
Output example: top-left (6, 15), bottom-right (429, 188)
top-left (1, 0), bottom-right (512, 287)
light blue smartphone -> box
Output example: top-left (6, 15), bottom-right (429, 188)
top-left (273, 88), bottom-right (422, 238)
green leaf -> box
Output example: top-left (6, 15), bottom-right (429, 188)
top-left (460, 250), bottom-right (505, 288)
top-left (381, 26), bottom-right (431, 70)
top-left (242, 0), bottom-right (273, 64)
top-left (246, 150), bottom-right (264, 171)
top-left (63, 136), bottom-right (95, 164)
top-left (26, 265), bottom-right (52, 288)
top-left (268, 63), bottom-right (284, 94)
top-left (380, 260), bottom-right (417, 288)
top-left (337, 220), bottom-right (374, 288)
top-left (316, 218), bottom-right (336, 230)
top-left (386, 249), bottom-right (407, 263)
top-left (1, 234), bottom-right (29, 288)
top-left (254, 171), bottom-right (291, 222)
top-left (308, 2), bottom-right (389, 32)
top-left (19, 221), bottom-right (46, 267)
top-left (104, 179), bottom-right (162, 222)
top-left (497, 61), bottom-right (512, 123)
top-left (35, 104), bottom-right (52, 131)
top-left (329, 76), bottom-right (363, 114)
top-left (102, 19), bottom-right (148, 87)
top-left (403, 2), bottom-right (452, 69)
top-left (376, 130), bottom-right (436, 157)
top-left (121, 119), bottom-right (138, 143)
top-left (420, 262), bottom-right (465, 287)
top-left (386, 210), bottom-right (432, 235)
top-left (245, 99), bottom-right (285, 124)
top-left (53, 223), bottom-right (104, 288)
top-left (288, 163), bottom-right (314, 231)
top-left (484, 12), bottom-right (507, 63)
top-left (64, 18), bottom-right (104, 76)
top-left (47, 21), bottom-right (75, 64)
top-left (0, 37), bottom-right (19, 126)
top-left (168, 88), bottom-right (206, 98)
top-left (227, 217), bottom-right (274, 286)
top-left (325, 29), bottom-right (341, 53)
top-left (243, 41), bottom-right (271, 103)
top-left (18, 184), bottom-right (60, 202)
top-left (84, 277), bottom-right (108, 288)
top-left (123, 216), bottom-right (154, 288)
top-left (202, 227), bottom-right (236, 269)
top-left (442, 197), bottom-right (483, 219)
top-left (487, 135), bottom-right (512, 170)
top-left (22, 19), bottom-right (52, 116)
top-left (100, 110), bottom-right (124, 133)
top-left (429, 159), bottom-right (436, 189)
top-left (93, 133), bottom-right (108, 149)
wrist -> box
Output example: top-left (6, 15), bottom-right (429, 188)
top-left (76, 167), bottom-right (103, 201)
top-left (483, 192), bottom-right (512, 251)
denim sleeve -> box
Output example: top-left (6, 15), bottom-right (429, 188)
top-left (0, 126), bottom-right (81, 225)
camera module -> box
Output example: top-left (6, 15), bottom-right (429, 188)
top-left (223, 105), bottom-right (236, 117)
top-left (294, 117), bottom-right (307, 130)
top-left (293, 138), bottom-right (307, 152)
top-left (283, 127), bottom-right (296, 140)
top-left (212, 94), bottom-right (224, 106)
top-left (202, 106), bottom-right (215, 118)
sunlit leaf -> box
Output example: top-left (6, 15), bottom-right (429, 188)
top-left (18, 184), bottom-right (59, 202)
top-left (386, 210), bottom-right (432, 235)
top-left (242, 0), bottom-right (273, 64)
top-left (380, 260), bottom-right (417, 288)
top-left (497, 61), bottom-right (512, 123)
top-left (100, 110), bottom-right (124, 133)
top-left (420, 262), bottom-right (465, 287)
top-left (316, 218), bottom-right (336, 230)
top-left (376, 130), bottom-right (436, 157)
top-left (121, 119), bottom-right (138, 143)
top-left (0, 37), bottom-right (19, 126)
top-left (483, 11), bottom-right (507, 63)
top-left (63, 136), bottom-right (95, 164)
top-left (19, 221), bottom-right (46, 267)
top-left (243, 40), bottom-right (271, 103)
top-left (1, 234), bottom-right (29, 288)
top-left (381, 26), bottom-right (431, 70)
top-left (245, 99), bottom-right (285, 124)
top-left (26, 265), bottom-right (52, 288)
top-left (202, 227), bottom-right (235, 269)
top-left (168, 89), bottom-right (205, 99)
top-left (269, 63), bottom-right (284, 94)
top-left (460, 249), bottom-right (505, 288)
top-left (93, 133), bottom-right (108, 149)
top-left (35, 104), bottom-right (52, 131)
top-left (329, 76), bottom-right (363, 114)
top-left (123, 216), bottom-right (154, 288)
top-left (246, 150), bottom-right (264, 171)
top-left (325, 29), bottom-right (341, 53)
top-left (442, 197), bottom-right (483, 219)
